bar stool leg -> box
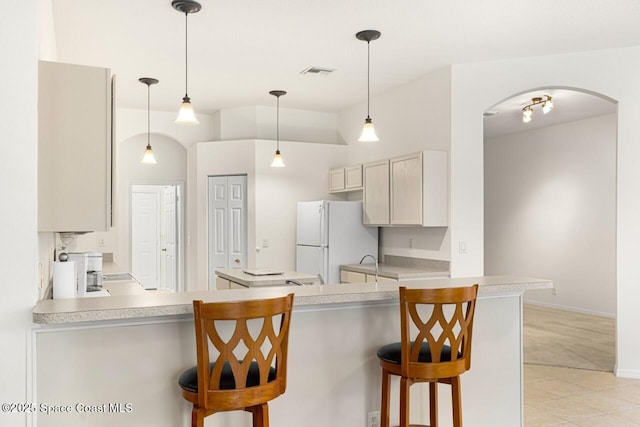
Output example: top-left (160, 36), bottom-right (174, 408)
top-left (250, 403), bottom-right (269, 427)
top-left (429, 382), bottom-right (438, 427)
top-left (192, 405), bottom-right (204, 427)
top-left (451, 376), bottom-right (462, 427)
top-left (399, 377), bottom-right (411, 427)
top-left (381, 368), bottom-right (391, 427)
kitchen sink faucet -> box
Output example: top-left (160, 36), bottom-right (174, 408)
top-left (359, 254), bottom-right (378, 284)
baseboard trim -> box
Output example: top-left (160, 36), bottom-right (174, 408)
top-left (523, 299), bottom-right (615, 319)
top-left (615, 367), bottom-right (640, 379)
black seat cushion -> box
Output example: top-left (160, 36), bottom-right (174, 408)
top-left (178, 361), bottom-right (276, 393)
top-left (377, 342), bottom-right (461, 364)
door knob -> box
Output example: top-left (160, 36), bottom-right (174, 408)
top-left (161, 248), bottom-right (167, 252)
top-left (234, 258), bottom-right (240, 264)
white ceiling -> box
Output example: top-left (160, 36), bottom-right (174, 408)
top-left (483, 89), bottom-right (617, 139)
top-left (51, 0), bottom-right (640, 117)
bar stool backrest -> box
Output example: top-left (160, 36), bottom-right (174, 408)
top-left (399, 285), bottom-right (479, 379)
top-left (192, 294), bottom-right (294, 411)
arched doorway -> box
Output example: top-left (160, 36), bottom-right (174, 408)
top-left (483, 87), bottom-right (617, 372)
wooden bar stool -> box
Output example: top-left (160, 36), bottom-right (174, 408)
top-left (178, 293), bottom-right (294, 427)
top-left (377, 285), bottom-right (478, 427)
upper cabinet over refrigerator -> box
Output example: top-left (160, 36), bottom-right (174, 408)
top-left (38, 61), bottom-right (114, 232)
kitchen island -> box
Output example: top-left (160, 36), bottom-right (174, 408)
top-left (214, 268), bottom-right (317, 289)
top-left (31, 276), bottom-right (552, 427)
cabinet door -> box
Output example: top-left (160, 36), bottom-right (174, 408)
top-left (345, 164), bottom-right (363, 189)
top-left (229, 281), bottom-right (248, 289)
top-left (329, 168), bottom-right (345, 192)
top-left (365, 274), bottom-right (397, 284)
top-left (38, 61), bottom-right (112, 232)
top-left (216, 277), bottom-right (230, 290)
top-left (340, 270), bottom-right (366, 283)
top-left (390, 152), bottom-right (423, 225)
top-left (363, 160), bottom-right (390, 225)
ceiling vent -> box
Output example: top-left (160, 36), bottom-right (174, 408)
top-left (300, 66), bottom-right (335, 76)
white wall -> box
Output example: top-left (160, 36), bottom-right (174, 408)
top-left (338, 67), bottom-right (452, 262)
top-left (217, 106), bottom-right (340, 144)
top-left (485, 114), bottom-right (617, 316)
top-left (0, 1), bottom-right (37, 426)
top-left (189, 139), bottom-right (347, 289)
top-left (191, 140), bottom-right (256, 289)
top-left (116, 107), bottom-right (215, 149)
top-left (253, 140), bottom-right (347, 269)
top-left (450, 47), bottom-right (640, 377)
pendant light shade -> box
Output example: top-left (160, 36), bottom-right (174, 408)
top-left (139, 77), bottom-right (159, 164)
top-left (176, 96), bottom-right (198, 124)
top-left (356, 30), bottom-right (381, 142)
top-left (269, 90), bottom-right (287, 168)
top-left (172, 0), bottom-right (201, 125)
top-left (141, 145), bottom-right (157, 164)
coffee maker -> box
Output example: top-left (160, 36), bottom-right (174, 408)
top-left (67, 252), bottom-right (103, 296)
top-left (86, 252), bottom-right (103, 292)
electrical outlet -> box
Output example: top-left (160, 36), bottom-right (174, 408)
top-left (367, 411), bottom-right (380, 427)
top-left (409, 238), bottom-right (413, 248)
top-left (97, 238), bottom-right (105, 248)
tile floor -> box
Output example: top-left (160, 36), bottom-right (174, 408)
top-left (525, 364), bottom-right (640, 426)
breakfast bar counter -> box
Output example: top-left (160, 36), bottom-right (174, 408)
top-left (31, 276), bottom-right (552, 427)
top-left (33, 275), bottom-right (550, 324)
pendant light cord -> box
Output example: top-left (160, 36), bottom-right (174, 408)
top-left (367, 40), bottom-right (371, 118)
top-left (147, 84), bottom-right (151, 147)
top-left (276, 96), bottom-right (280, 150)
top-left (184, 12), bottom-right (188, 97)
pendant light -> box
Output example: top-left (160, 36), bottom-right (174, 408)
top-left (269, 90), bottom-right (287, 168)
top-left (172, 0), bottom-right (201, 125)
top-left (356, 30), bottom-right (381, 142)
top-left (139, 77), bottom-right (159, 164)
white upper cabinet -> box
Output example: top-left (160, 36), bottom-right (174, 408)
top-left (329, 164), bottom-right (363, 193)
top-left (344, 164), bottom-right (363, 189)
top-left (38, 61), bottom-right (113, 232)
top-left (329, 167), bottom-right (345, 192)
top-left (363, 159), bottom-right (390, 225)
top-left (363, 151), bottom-right (448, 227)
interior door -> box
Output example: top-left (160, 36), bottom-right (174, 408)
top-left (161, 186), bottom-right (177, 292)
top-left (208, 175), bottom-right (247, 289)
top-left (131, 187), bottom-right (161, 289)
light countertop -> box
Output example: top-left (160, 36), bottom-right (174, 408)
top-left (33, 276), bottom-right (552, 325)
top-left (340, 263), bottom-right (449, 279)
top-left (215, 269), bottom-right (318, 287)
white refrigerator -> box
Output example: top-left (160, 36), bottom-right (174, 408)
top-left (296, 201), bottom-right (378, 284)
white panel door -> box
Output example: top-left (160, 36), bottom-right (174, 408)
top-left (227, 176), bottom-right (247, 269)
top-left (208, 175), bottom-right (247, 289)
top-left (161, 186), bottom-right (177, 292)
top-left (131, 188), bottom-right (160, 289)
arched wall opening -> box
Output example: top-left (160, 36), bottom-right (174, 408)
top-left (483, 87), bottom-right (617, 371)
top-left (113, 133), bottom-right (188, 285)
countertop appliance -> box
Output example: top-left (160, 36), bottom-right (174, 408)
top-left (66, 252), bottom-right (103, 296)
top-left (296, 201), bottom-right (378, 284)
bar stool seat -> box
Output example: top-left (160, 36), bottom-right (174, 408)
top-left (179, 294), bottom-right (294, 427)
top-left (377, 285), bottom-right (478, 427)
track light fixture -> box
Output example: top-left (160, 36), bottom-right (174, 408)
top-left (522, 95), bottom-right (554, 123)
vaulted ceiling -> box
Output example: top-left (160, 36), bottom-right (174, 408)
top-left (51, 0), bottom-right (640, 123)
